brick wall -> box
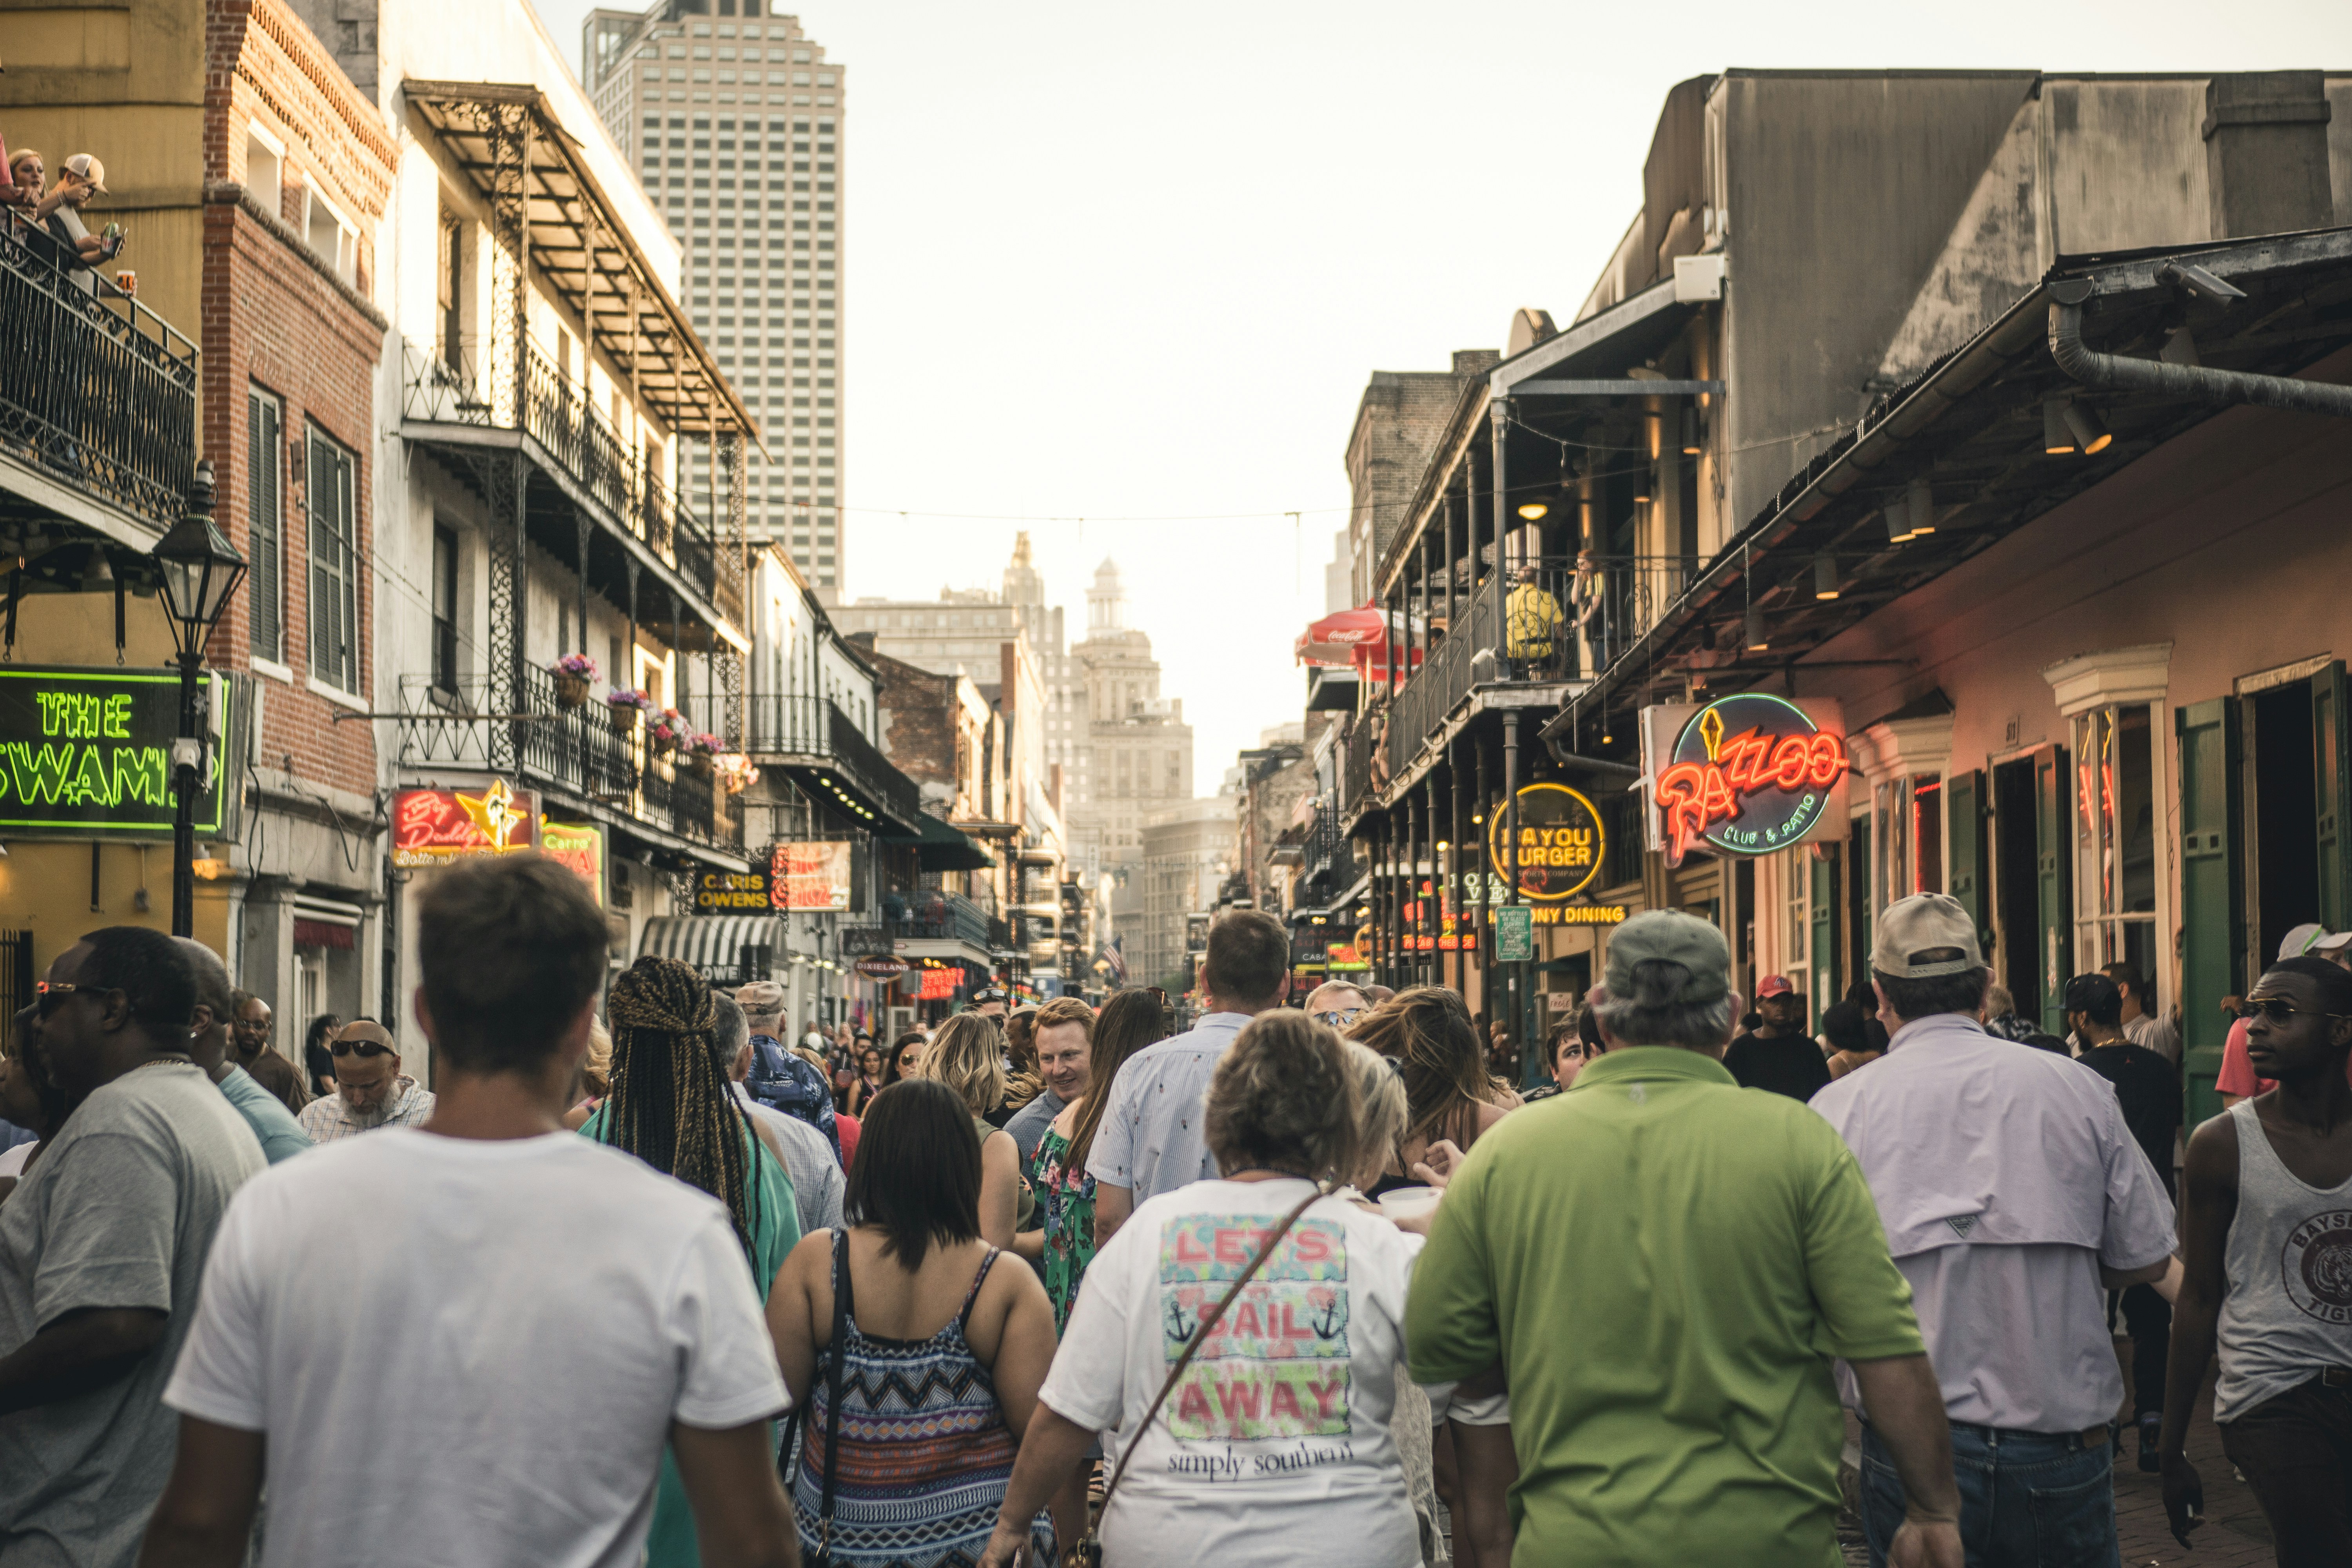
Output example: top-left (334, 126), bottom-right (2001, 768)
top-left (1345, 352), bottom-right (1497, 602)
top-left (200, 0), bottom-right (393, 805)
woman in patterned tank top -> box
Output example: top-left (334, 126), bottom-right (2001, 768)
top-left (766, 1078), bottom-right (1060, 1567)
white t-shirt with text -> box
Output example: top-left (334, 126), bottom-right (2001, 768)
top-left (164, 1128), bottom-right (787, 1568)
top-left (1039, 1178), bottom-right (1423, 1568)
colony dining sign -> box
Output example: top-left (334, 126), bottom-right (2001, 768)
top-left (1639, 694), bottom-right (1851, 866)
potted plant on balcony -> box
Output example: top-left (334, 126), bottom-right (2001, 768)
top-left (714, 752), bottom-right (759, 795)
top-left (648, 708), bottom-right (689, 757)
top-left (606, 687), bottom-right (652, 730)
top-left (684, 731), bottom-right (723, 777)
top-left (548, 654), bottom-right (599, 711)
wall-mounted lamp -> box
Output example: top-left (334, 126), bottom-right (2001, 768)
top-left (1813, 550), bottom-right (1840, 601)
top-left (2062, 401), bottom-right (2113, 454)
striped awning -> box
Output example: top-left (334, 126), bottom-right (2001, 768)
top-left (637, 915), bottom-right (786, 978)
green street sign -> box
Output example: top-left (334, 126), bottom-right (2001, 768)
top-left (1495, 904), bottom-right (1534, 963)
top-left (0, 666), bottom-right (238, 837)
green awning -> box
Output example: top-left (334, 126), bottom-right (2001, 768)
top-left (881, 812), bottom-right (996, 872)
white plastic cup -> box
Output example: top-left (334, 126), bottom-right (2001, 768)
top-left (1377, 1185), bottom-right (1440, 1223)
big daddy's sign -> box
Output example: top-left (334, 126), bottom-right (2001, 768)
top-left (1640, 695), bottom-right (1851, 867)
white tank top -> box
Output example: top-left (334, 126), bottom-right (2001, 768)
top-left (2213, 1099), bottom-right (2352, 1421)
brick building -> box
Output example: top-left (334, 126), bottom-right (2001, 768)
top-left (1343, 352), bottom-right (1497, 605)
top-left (206, 0), bottom-right (397, 1027)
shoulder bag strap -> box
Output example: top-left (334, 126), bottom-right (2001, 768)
top-left (1092, 1183), bottom-right (1329, 1522)
top-left (813, 1228), bottom-right (850, 1565)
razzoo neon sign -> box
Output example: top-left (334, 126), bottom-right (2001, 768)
top-left (1640, 695), bottom-right (1851, 866)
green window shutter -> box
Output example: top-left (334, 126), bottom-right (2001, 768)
top-left (2033, 744), bottom-right (2073, 1033)
top-left (1810, 846), bottom-right (1839, 1015)
top-left (2313, 662), bottom-right (2349, 931)
top-left (2177, 698), bottom-right (2243, 1130)
top-left (1948, 769), bottom-right (1986, 950)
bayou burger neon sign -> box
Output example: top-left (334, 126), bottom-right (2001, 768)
top-left (1640, 695), bottom-right (1851, 867)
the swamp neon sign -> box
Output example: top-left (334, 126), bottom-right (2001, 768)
top-left (1640, 695), bottom-right (1851, 866)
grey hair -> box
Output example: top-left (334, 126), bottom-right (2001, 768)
top-left (1592, 959), bottom-right (1737, 1050)
top-left (709, 991), bottom-right (751, 1077)
top-left (1340, 1040), bottom-right (1407, 1188)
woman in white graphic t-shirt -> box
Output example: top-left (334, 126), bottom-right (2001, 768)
top-left (976, 1011), bottom-right (1429, 1568)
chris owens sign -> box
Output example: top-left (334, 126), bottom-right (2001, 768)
top-left (1486, 782), bottom-right (1606, 901)
top-left (1640, 695), bottom-right (1851, 867)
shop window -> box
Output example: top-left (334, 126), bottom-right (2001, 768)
top-left (247, 387), bottom-right (284, 665)
top-left (2073, 703), bottom-right (2160, 989)
top-left (306, 426), bottom-right (358, 692)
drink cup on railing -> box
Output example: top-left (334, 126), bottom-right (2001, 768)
top-left (114, 270), bottom-right (136, 297)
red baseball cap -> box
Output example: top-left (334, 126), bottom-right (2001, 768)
top-left (1755, 975), bottom-right (1795, 1000)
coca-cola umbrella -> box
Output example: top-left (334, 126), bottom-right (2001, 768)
top-left (1295, 605), bottom-right (1425, 676)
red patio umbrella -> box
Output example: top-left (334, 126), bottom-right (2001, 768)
top-left (1296, 605), bottom-right (1425, 675)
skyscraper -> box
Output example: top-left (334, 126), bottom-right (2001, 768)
top-left (584, 2), bottom-right (846, 592)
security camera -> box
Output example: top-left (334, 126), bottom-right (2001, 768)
top-left (2157, 261), bottom-right (2245, 306)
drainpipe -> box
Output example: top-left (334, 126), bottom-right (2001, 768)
top-left (2048, 278), bottom-right (2352, 419)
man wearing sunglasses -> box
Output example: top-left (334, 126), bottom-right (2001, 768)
top-left (294, 1022), bottom-right (434, 1143)
top-left (1303, 979), bottom-right (1369, 1032)
top-left (2161, 954), bottom-right (2352, 1562)
top-left (2216, 923), bottom-right (2352, 1109)
top-left (0, 927), bottom-right (263, 1568)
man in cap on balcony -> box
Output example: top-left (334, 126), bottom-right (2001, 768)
top-left (38, 154), bottom-right (119, 291)
top-left (736, 981), bottom-right (838, 1162)
top-left (1811, 893), bottom-right (2177, 1566)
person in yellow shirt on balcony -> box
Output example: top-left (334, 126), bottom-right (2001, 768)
top-left (1504, 567), bottom-right (1565, 677)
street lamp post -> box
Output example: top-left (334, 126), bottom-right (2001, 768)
top-left (152, 460), bottom-right (247, 938)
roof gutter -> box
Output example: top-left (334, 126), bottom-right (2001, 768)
top-left (2047, 278), bottom-right (2352, 419)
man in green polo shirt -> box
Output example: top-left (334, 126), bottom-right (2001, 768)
top-left (1407, 910), bottom-right (1962, 1568)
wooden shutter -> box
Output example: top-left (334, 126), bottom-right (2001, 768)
top-left (1948, 768), bottom-right (1987, 951)
top-left (2314, 662), bottom-right (2350, 931)
top-left (2033, 744), bottom-right (2073, 1033)
top-left (245, 391), bottom-right (281, 664)
top-left (2177, 698), bottom-right (2244, 1130)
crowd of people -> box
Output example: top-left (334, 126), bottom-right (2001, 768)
top-left (2, 855), bottom-right (2350, 1567)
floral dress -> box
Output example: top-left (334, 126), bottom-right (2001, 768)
top-left (1031, 1123), bottom-right (1096, 1331)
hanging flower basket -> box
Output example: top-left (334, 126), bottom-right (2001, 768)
top-left (548, 655), bottom-right (599, 711)
top-left (606, 688), bottom-right (652, 730)
top-left (648, 709), bottom-right (689, 756)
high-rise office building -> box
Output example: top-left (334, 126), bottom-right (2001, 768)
top-left (583, 2), bottom-right (846, 592)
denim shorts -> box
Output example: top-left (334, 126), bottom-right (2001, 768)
top-left (1860, 1420), bottom-right (2119, 1568)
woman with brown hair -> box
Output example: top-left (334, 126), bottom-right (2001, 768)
top-left (976, 1009), bottom-right (1427, 1568)
top-left (919, 1011), bottom-right (1027, 1248)
top-left (1349, 986), bottom-right (1518, 1182)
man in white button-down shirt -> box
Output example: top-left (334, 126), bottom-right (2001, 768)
top-left (1813, 893), bottom-right (2176, 1568)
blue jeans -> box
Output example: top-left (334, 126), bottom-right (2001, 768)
top-left (1861, 1420), bottom-right (2120, 1568)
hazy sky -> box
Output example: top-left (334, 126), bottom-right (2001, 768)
top-left (528, 0), bottom-right (2352, 795)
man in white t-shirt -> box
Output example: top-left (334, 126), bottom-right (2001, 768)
top-left (140, 854), bottom-right (796, 1568)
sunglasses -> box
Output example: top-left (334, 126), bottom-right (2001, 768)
top-left (1314, 1008), bottom-right (1365, 1028)
top-left (329, 1038), bottom-right (395, 1058)
top-left (33, 980), bottom-right (99, 1018)
top-left (2239, 996), bottom-right (2352, 1024)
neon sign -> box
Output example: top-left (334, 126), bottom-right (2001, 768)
top-left (1640, 695), bottom-right (1851, 866)
top-left (1485, 782), bottom-right (1607, 902)
top-left (390, 779), bottom-right (539, 866)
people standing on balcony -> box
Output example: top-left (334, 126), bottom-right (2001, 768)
top-left (919, 1013), bottom-right (1028, 1250)
top-left (1504, 566), bottom-right (1564, 679)
top-left (736, 981), bottom-right (840, 1162)
top-left (586, 956), bottom-right (800, 1568)
top-left (0, 927), bottom-right (263, 1568)
top-left (5, 149), bottom-right (41, 213)
top-left (1723, 975), bottom-right (1831, 1103)
top-left (2159, 954), bottom-right (2352, 1563)
top-left (145, 857), bottom-right (794, 1568)
top-left (295, 1022), bottom-right (432, 1142)
top-left (1086, 909), bottom-right (1292, 1247)
top-left (1812, 894), bottom-right (2176, 1566)
top-left (37, 154), bottom-right (119, 293)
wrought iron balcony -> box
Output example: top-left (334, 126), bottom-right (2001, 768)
top-left (879, 888), bottom-right (995, 949)
top-left (730, 693), bottom-right (922, 832)
top-left (0, 212), bottom-right (199, 538)
top-left (1382, 553), bottom-right (1694, 782)
top-left (394, 671), bottom-right (742, 854)
top-left (400, 338), bottom-right (741, 629)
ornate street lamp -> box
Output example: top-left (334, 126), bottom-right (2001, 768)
top-left (152, 460), bottom-right (246, 937)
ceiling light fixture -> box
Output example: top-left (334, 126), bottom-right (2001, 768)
top-left (1813, 550), bottom-right (1840, 601)
top-left (2062, 401), bottom-right (2113, 455)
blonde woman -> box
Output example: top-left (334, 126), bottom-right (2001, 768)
top-left (919, 1011), bottom-right (1028, 1248)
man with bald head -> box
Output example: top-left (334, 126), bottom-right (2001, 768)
top-left (176, 940), bottom-right (310, 1166)
top-left (295, 1021), bottom-right (434, 1142)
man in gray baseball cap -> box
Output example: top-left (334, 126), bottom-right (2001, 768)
top-left (1409, 910), bottom-right (1961, 1567)
top-left (1812, 893), bottom-right (2177, 1565)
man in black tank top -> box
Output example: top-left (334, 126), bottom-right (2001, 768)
top-left (2161, 955), bottom-right (2352, 1565)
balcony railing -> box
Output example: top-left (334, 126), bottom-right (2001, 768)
top-left (1383, 554), bottom-right (1694, 782)
top-left (401, 338), bottom-right (740, 628)
top-left (395, 672), bottom-right (742, 853)
top-left (730, 694), bottom-right (922, 829)
top-left (0, 211), bottom-right (199, 533)
top-left (880, 888), bottom-right (994, 948)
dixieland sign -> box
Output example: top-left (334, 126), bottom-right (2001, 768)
top-left (1640, 695), bottom-right (1851, 867)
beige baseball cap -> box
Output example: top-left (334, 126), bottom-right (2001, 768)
top-left (64, 153), bottom-right (106, 192)
top-left (1872, 893), bottom-right (1984, 978)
